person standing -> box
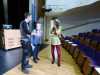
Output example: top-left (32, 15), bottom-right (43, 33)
top-left (31, 21), bottom-right (42, 63)
top-left (50, 21), bottom-right (62, 67)
top-left (20, 12), bottom-right (32, 74)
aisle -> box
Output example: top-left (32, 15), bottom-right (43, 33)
top-left (4, 44), bottom-right (82, 75)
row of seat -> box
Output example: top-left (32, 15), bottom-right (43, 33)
top-left (74, 31), bottom-right (100, 51)
top-left (61, 29), bottom-right (100, 75)
top-left (62, 39), bottom-right (100, 75)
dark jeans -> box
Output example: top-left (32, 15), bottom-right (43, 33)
top-left (32, 44), bottom-right (40, 59)
top-left (21, 39), bottom-right (31, 69)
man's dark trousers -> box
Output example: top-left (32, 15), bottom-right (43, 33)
top-left (21, 38), bottom-right (31, 70)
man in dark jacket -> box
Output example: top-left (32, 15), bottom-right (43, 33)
top-left (20, 12), bottom-right (32, 74)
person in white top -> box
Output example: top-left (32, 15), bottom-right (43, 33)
top-left (50, 20), bottom-right (62, 67)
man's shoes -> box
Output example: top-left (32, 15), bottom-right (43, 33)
top-left (25, 64), bottom-right (32, 68)
top-left (33, 59), bottom-right (38, 63)
top-left (36, 58), bottom-right (40, 60)
top-left (57, 64), bottom-right (61, 67)
top-left (22, 68), bottom-right (30, 74)
top-left (51, 61), bottom-right (54, 64)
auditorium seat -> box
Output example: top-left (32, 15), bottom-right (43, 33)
top-left (73, 47), bottom-right (80, 60)
top-left (90, 40), bottom-right (98, 50)
top-left (69, 44), bottom-right (78, 55)
top-left (82, 58), bottom-right (93, 75)
top-left (67, 41), bottom-right (73, 52)
top-left (96, 43), bottom-right (100, 51)
top-left (76, 51), bottom-right (86, 69)
top-left (79, 37), bottom-right (85, 45)
top-left (64, 40), bottom-right (71, 51)
top-left (69, 39), bottom-right (80, 55)
top-left (85, 38), bottom-right (91, 46)
top-left (62, 29), bottom-right (100, 75)
top-left (92, 29), bottom-right (99, 33)
top-left (72, 35), bottom-right (80, 40)
top-left (92, 67), bottom-right (100, 75)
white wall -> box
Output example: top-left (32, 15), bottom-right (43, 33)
top-left (62, 22), bottom-right (100, 36)
top-left (46, 0), bottom-right (99, 15)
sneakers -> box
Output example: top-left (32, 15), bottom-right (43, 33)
top-left (33, 58), bottom-right (38, 63)
top-left (51, 61), bottom-right (54, 64)
top-left (57, 64), bottom-right (61, 67)
top-left (22, 68), bottom-right (30, 74)
top-left (22, 64), bottom-right (32, 74)
top-left (51, 61), bottom-right (61, 67)
top-left (25, 64), bottom-right (32, 68)
top-left (36, 58), bottom-right (40, 60)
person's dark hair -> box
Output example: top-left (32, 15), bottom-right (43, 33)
top-left (55, 21), bottom-right (60, 29)
top-left (51, 27), bottom-right (56, 34)
top-left (51, 17), bottom-right (57, 20)
top-left (24, 12), bottom-right (31, 18)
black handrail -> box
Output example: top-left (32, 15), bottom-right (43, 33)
top-left (62, 19), bottom-right (100, 31)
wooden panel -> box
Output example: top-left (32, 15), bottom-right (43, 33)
top-left (37, 0), bottom-right (45, 17)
